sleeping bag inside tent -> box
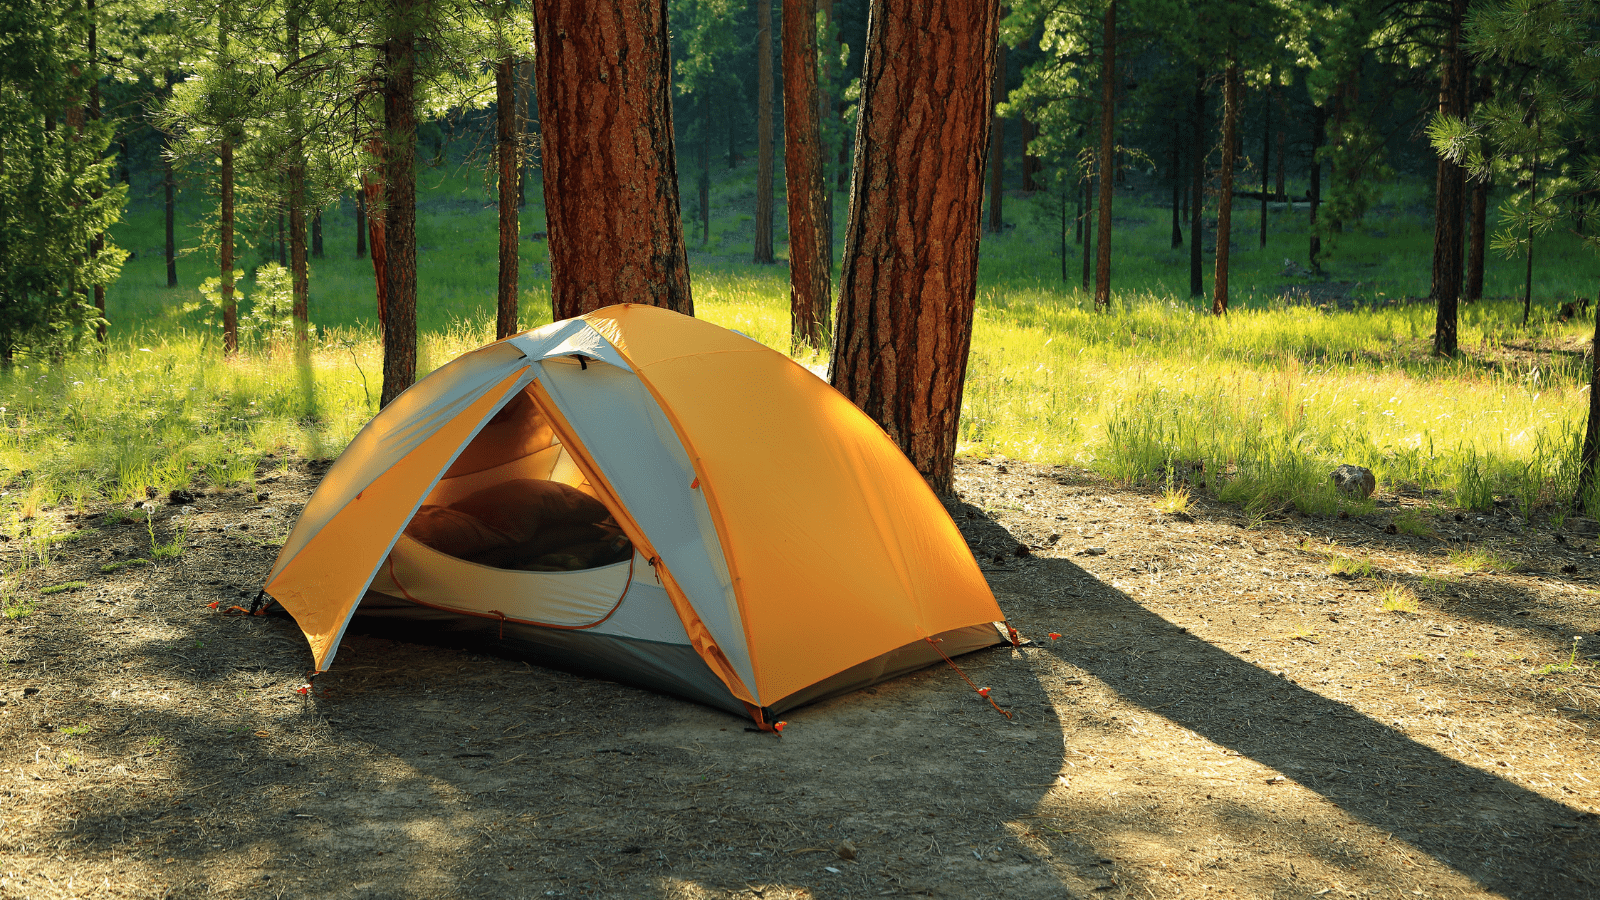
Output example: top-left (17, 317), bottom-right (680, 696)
top-left (261, 304), bottom-right (1013, 726)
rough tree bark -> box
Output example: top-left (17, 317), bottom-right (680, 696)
top-left (1212, 53), bottom-right (1239, 316)
top-left (829, 0), bottom-right (999, 497)
top-left (532, 0), bottom-right (693, 319)
top-left (362, 145), bottom-right (387, 330)
top-left (379, 2), bottom-right (418, 407)
top-left (496, 53), bottom-right (519, 339)
top-left (1092, 0), bottom-right (1115, 311)
top-left (1466, 175), bottom-right (1488, 301)
top-left (754, 0), bottom-right (775, 264)
top-left (818, 0), bottom-right (837, 271)
top-left (987, 36), bottom-right (1005, 233)
top-left (783, 0), bottom-right (829, 352)
top-left (1431, 0), bottom-right (1468, 355)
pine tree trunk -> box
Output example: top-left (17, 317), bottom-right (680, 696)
top-left (783, 0), bottom-right (829, 353)
top-left (818, 0), bottom-right (836, 271)
top-left (1092, 0), bottom-right (1115, 311)
top-left (532, 0), bottom-right (693, 319)
top-left (518, 59), bottom-right (533, 208)
top-left (1190, 69), bottom-right (1205, 299)
top-left (1081, 175), bottom-right (1092, 290)
top-left (496, 53), bottom-right (520, 339)
top-left (829, 0), bottom-right (999, 496)
top-left (362, 145), bottom-right (388, 331)
top-left (1466, 175), bottom-right (1488, 301)
top-left (1022, 118), bottom-right (1039, 192)
top-left (754, 0), bottom-right (775, 265)
top-left (312, 211), bottom-right (323, 258)
top-left (987, 38), bottom-right (1005, 233)
top-left (1431, 0), bottom-right (1467, 356)
top-left (1212, 54), bottom-right (1238, 316)
top-left (379, 4), bottom-right (418, 407)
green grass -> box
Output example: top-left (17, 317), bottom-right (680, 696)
top-left (1448, 546), bottom-right (1519, 574)
top-left (1, 154), bottom-right (1595, 526)
top-left (1392, 509), bottom-right (1435, 537)
top-left (99, 557), bottom-right (150, 573)
top-left (1328, 552), bottom-right (1376, 579)
top-left (1380, 583), bottom-right (1420, 613)
top-left (39, 581), bottom-right (87, 595)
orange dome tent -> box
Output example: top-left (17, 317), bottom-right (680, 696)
top-left (261, 305), bottom-right (1011, 728)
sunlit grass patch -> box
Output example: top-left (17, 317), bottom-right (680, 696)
top-left (1328, 552), bottom-right (1376, 579)
top-left (1391, 509), bottom-right (1435, 537)
top-left (1449, 546), bottom-right (1519, 574)
top-left (1531, 637), bottom-right (1590, 675)
top-left (1380, 583), bottom-right (1421, 613)
top-left (99, 558), bottom-right (150, 574)
top-left (39, 581), bottom-right (87, 595)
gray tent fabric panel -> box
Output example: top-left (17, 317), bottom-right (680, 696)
top-left (534, 358), bottom-right (757, 699)
top-left (589, 578), bottom-right (695, 645)
top-left (352, 593), bottom-right (746, 716)
top-left (764, 623), bottom-right (1007, 715)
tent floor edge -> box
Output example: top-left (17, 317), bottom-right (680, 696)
top-left (764, 622), bottom-right (1008, 716)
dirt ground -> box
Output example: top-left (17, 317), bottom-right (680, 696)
top-left (3, 454), bottom-right (1599, 899)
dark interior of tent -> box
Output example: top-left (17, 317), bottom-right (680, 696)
top-left (402, 388), bottom-right (633, 572)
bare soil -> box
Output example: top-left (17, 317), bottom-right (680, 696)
top-left (3, 455), bottom-right (1599, 899)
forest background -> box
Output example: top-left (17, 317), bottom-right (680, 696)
top-left (3, 0), bottom-right (1600, 534)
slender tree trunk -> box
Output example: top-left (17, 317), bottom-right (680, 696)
top-left (287, 1), bottom-right (310, 350)
top-left (700, 97), bottom-right (711, 246)
top-left (277, 211), bottom-right (286, 266)
top-left (818, 0), bottom-right (837, 271)
top-left (87, 0), bottom-right (105, 341)
top-left (1309, 103), bottom-right (1324, 275)
top-left (1190, 69), bottom-right (1205, 299)
top-left (1576, 298), bottom-right (1600, 510)
top-left (987, 36), bottom-right (1006, 233)
top-left (829, 0), bottom-right (999, 496)
top-left (784, 0), bottom-right (829, 352)
top-left (1525, 132), bottom-right (1537, 326)
top-left (1060, 176), bottom-right (1068, 282)
top-left (217, 11), bottom-right (236, 356)
top-left (532, 0), bottom-right (693, 318)
top-left (355, 189), bottom-right (367, 259)
top-left (1092, 0), bottom-right (1116, 311)
top-left (1170, 117), bottom-right (1182, 249)
top-left (1212, 53), bottom-right (1238, 316)
top-left (1274, 90), bottom-right (1285, 201)
top-left (1081, 176), bottom-right (1093, 290)
top-left (379, 2), bottom-right (418, 407)
top-left (1022, 118), bottom-right (1039, 192)
top-left (1260, 70), bottom-right (1271, 250)
top-left (754, 0), bottom-right (775, 264)
top-left (518, 58), bottom-right (533, 208)
top-left (363, 143), bottom-right (388, 331)
top-left (312, 210), bottom-right (323, 258)
top-left (164, 141), bottom-right (177, 287)
top-left (1431, 0), bottom-right (1467, 355)
top-left (1466, 174), bottom-right (1488, 301)
top-left (496, 52), bottom-right (519, 339)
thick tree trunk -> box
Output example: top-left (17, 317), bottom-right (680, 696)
top-left (1309, 103), bottom-right (1324, 274)
top-left (784, 0), bottom-right (830, 353)
top-left (829, 0), bottom-right (999, 496)
top-left (987, 38), bottom-right (1005, 233)
top-left (1212, 54), bottom-right (1238, 316)
top-left (1189, 69), bottom-right (1205, 299)
top-left (1466, 175), bottom-right (1488, 301)
top-left (362, 149), bottom-right (388, 331)
top-left (1431, 0), bottom-right (1468, 355)
top-left (818, 0), bottom-right (837, 271)
top-left (754, 0), bottom-right (775, 265)
top-left (532, 0), bottom-right (693, 319)
top-left (379, 7), bottom-right (418, 407)
top-left (496, 53), bottom-right (520, 339)
top-left (1092, 0), bottom-right (1115, 311)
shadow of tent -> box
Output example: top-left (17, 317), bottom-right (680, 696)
top-left (1028, 554), bottom-right (1600, 898)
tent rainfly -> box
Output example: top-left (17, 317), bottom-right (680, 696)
top-left (261, 305), bottom-right (1013, 729)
